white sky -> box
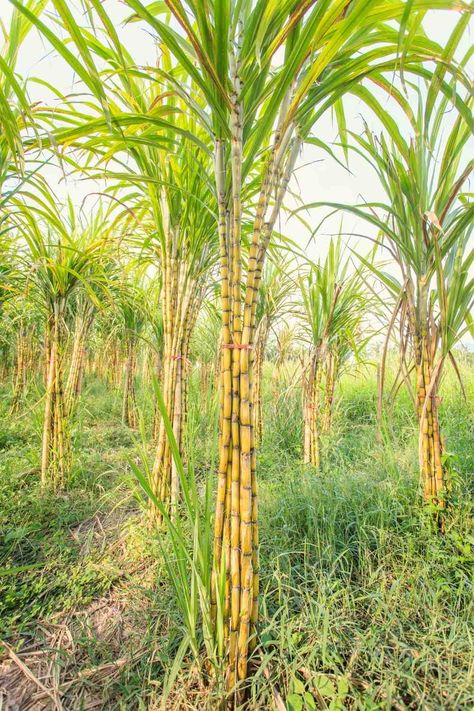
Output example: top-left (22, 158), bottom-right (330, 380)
top-left (4, 2), bottom-right (474, 270)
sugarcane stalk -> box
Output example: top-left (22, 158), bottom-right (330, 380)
top-left (122, 333), bottom-right (138, 428)
top-left (41, 314), bottom-right (56, 484)
top-left (322, 350), bottom-right (337, 434)
top-left (41, 296), bottom-right (70, 489)
top-left (65, 306), bottom-right (94, 417)
top-left (303, 349), bottom-right (321, 467)
top-left (150, 238), bottom-right (202, 521)
top-left (11, 324), bottom-right (28, 412)
top-left (411, 284), bottom-right (446, 514)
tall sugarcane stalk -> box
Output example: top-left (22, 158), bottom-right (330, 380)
top-left (64, 302), bottom-right (95, 417)
top-left (150, 248), bottom-right (203, 520)
top-left (122, 330), bottom-right (138, 429)
top-left (322, 350), bottom-right (338, 434)
top-left (415, 326), bottom-right (444, 504)
top-left (11, 321), bottom-right (35, 412)
top-left (41, 296), bottom-right (70, 488)
top-left (302, 346), bottom-right (323, 468)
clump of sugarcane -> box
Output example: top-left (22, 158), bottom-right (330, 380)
top-left (63, 294), bottom-right (95, 417)
top-left (323, 66), bottom-right (473, 514)
top-left (63, 215), bottom-right (117, 416)
top-left (12, 188), bottom-right (112, 489)
top-left (0, 237), bottom-right (22, 386)
top-left (299, 241), bottom-right (368, 469)
top-left (252, 252), bottom-right (295, 445)
top-left (10, 305), bottom-right (39, 412)
top-left (148, 160), bottom-right (217, 519)
top-left (141, 279), bottom-right (164, 440)
top-left (110, 121), bottom-right (220, 519)
top-left (139, 0), bottom-right (452, 695)
top-left (111, 140), bottom-right (218, 515)
top-left (115, 278), bottom-right (147, 430)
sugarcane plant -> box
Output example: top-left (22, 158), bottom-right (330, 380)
top-left (109, 131), bottom-right (219, 515)
top-left (10, 296), bottom-right (40, 412)
top-left (143, 140), bottom-right (219, 521)
top-left (298, 241), bottom-right (368, 469)
top-left (252, 251), bottom-right (295, 445)
top-left (64, 215), bottom-right (117, 417)
top-left (13, 190), bottom-right (111, 488)
top-left (114, 276), bottom-right (147, 430)
top-left (319, 79), bottom-right (473, 513)
top-left (63, 293), bottom-right (95, 417)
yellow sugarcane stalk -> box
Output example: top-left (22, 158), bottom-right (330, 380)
top-left (303, 349), bottom-right (322, 468)
top-left (65, 309), bottom-right (93, 417)
top-left (228, 47), bottom-right (245, 686)
top-left (41, 297), bottom-right (70, 489)
top-left (41, 314), bottom-right (56, 485)
top-left (322, 351), bottom-right (337, 434)
top-left (150, 224), bottom-right (204, 521)
top-left (122, 334), bottom-right (138, 429)
top-left (11, 325), bottom-right (27, 412)
top-left (414, 320), bottom-right (446, 511)
top-left (212, 138), bottom-right (232, 628)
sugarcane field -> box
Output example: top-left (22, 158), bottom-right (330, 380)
top-left (0, 1), bottom-right (473, 709)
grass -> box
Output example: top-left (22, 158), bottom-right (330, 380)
top-left (0, 360), bottom-right (473, 709)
